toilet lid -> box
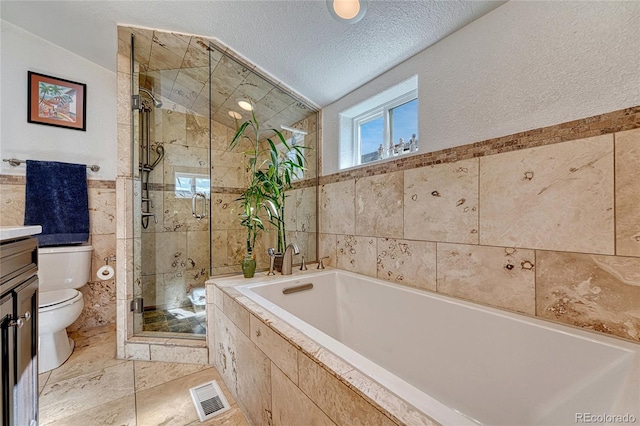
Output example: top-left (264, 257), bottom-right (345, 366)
top-left (39, 289), bottom-right (80, 308)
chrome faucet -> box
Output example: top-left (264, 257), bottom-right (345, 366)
top-left (281, 242), bottom-right (300, 275)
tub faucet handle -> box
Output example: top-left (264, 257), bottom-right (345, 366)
top-left (300, 255), bottom-right (308, 271)
top-left (267, 247), bottom-right (276, 276)
top-left (318, 256), bottom-right (330, 269)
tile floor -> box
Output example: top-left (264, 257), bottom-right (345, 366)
top-left (38, 324), bottom-right (248, 425)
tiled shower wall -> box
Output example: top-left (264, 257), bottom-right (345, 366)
top-left (139, 107), bottom-right (211, 311)
top-left (319, 107), bottom-right (640, 343)
top-left (0, 176), bottom-right (117, 331)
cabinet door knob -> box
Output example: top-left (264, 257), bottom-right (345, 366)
top-left (9, 318), bottom-right (24, 328)
top-left (9, 311), bottom-right (31, 328)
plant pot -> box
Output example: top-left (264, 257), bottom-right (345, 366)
top-left (241, 253), bottom-right (257, 278)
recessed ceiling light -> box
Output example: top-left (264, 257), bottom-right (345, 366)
top-left (327, 0), bottom-right (367, 23)
top-left (237, 99), bottom-right (253, 111)
top-left (228, 111), bottom-right (242, 120)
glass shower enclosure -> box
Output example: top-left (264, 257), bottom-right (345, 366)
top-left (129, 27), bottom-right (318, 338)
top-left (131, 30), bottom-right (212, 337)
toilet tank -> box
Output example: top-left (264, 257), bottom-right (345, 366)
top-left (38, 245), bottom-right (93, 291)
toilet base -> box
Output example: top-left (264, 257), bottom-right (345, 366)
top-left (39, 329), bottom-right (75, 374)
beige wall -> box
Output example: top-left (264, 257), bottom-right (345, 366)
top-left (319, 110), bottom-right (640, 343)
top-left (322, 2), bottom-right (640, 174)
top-left (0, 18), bottom-right (118, 332)
top-left (0, 177), bottom-right (117, 331)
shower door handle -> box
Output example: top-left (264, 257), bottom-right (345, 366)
top-left (192, 192), bottom-right (207, 220)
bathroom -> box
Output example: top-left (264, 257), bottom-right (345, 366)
top-left (1, 0), bottom-right (639, 424)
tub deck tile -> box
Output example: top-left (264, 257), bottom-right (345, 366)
top-left (250, 314), bottom-right (299, 385)
top-left (298, 353), bottom-right (398, 426)
top-left (222, 292), bottom-right (250, 335)
top-left (271, 363), bottom-right (336, 426)
top-left (343, 369), bottom-right (438, 426)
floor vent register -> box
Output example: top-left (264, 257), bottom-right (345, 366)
top-left (189, 380), bottom-right (231, 421)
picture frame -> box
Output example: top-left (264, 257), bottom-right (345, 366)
top-left (27, 71), bottom-right (86, 131)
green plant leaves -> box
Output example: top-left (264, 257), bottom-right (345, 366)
top-left (229, 107), bottom-right (311, 253)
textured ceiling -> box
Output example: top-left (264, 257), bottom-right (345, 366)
top-left (1, 0), bottom-right (505, 108)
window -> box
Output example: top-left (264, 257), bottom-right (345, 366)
top-left (277, 128), bottom-right (307, 180)
top-left (175, 172), bottom-right (210, 198)
top-left (358, 114), bottom-right (383, 164)
top-left (339, 76), bottom-right (418, 170)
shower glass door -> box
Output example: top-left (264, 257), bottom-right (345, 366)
top-left (131, 29), bottom-right (211, 338)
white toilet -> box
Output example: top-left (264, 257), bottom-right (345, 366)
top-left (37, 244), bottom-right (93, 373)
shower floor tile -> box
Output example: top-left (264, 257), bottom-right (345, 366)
top-left (38, 324), bottom-right (248, 426)
top-left (143, 305), bottom-right (207, 335)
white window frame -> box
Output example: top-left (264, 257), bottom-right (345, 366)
top-left (338, 75), bottom-right (418, 171)
top-left (352, 89), bottom-right (417, 166)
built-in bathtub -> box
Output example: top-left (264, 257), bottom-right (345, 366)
top-left (226, 268), bottom-right (640, 425)
top-left (208, 268), bottom-right (640, 425)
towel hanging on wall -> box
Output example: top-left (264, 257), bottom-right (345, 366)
top-left (24, 160), bottom-right (90, 246)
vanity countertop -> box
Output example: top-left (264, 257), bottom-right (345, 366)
top-left (0, 225), bottom-right (42, 241)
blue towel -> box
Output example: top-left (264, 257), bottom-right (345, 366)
top-left (24, 160), bottom-right (89, 246)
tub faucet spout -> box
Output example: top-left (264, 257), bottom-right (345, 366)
top-left (281, 242), bottom-right (300, 275)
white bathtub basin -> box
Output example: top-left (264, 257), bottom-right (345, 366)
top-left (235, 269), bottom-right (640, 425)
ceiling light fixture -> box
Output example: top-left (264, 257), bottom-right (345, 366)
top-left (237, 99), bottom-right (253, 111)
top-left (228, 111), bottom-right (242, 120)
top-left (327, 0), bottom-right (367, 23)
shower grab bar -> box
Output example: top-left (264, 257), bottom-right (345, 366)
top-left (282, 283), bottom-right (313, 295)
top-left (3, 158), bottom-right (100, 172)
top-left (192, 192), bottom-right (207, 220)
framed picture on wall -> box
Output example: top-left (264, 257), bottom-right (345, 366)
top-left (27, 71), bottom-right (86, 131)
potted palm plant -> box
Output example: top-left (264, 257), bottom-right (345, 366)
top-left (230, 108), bottom-right (308, 276)
top-left (237, 182), bottom-right (264, 278)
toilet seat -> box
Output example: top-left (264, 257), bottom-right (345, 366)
top-left (39, 289), bottom-right (82, 312)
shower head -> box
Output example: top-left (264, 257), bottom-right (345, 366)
top-left (139, 87), bottom-right (163, 108)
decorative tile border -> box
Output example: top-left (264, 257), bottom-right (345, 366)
top-left (320, 106), bottom-right (640, 185)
